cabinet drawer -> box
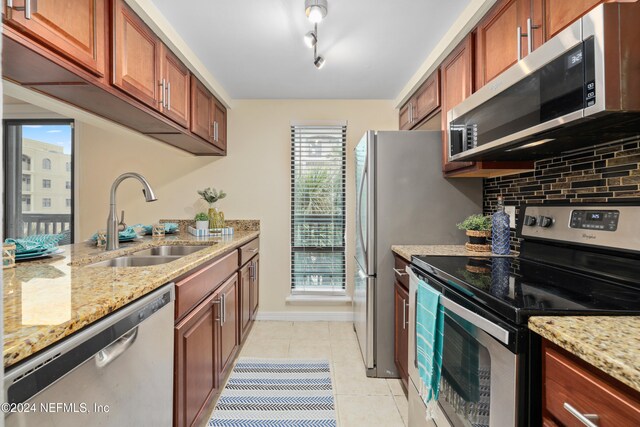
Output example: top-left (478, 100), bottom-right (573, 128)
top-left (544, 345), bottom-right (640, 426)
top-left (394, 255), bottom-right (410, 290)
top-left (239, 238), bottom-right (259, 267)
top-left (175, 250), bottom-right (238, 320)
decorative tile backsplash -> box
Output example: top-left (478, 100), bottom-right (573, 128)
top-left (483, 138), bottom-right (640, 250)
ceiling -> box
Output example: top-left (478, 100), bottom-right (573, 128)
top-left (150, 0), bottom-right (471, 99)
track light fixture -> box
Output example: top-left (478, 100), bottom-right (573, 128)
top-left (305, 0), bottom-right (328, 23)
top-left (303, 1), bottom-right (328, 69)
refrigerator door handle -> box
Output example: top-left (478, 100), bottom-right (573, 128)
top-left (357, 160), bottom-right (368, 269)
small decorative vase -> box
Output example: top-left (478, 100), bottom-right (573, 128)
top-left (465, 230), bottom-right (492, 252)
top-left (208, 207), bottom-right (225, 230)
top-left (196, 220), bottom-right (209, 230)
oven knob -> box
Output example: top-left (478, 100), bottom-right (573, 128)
top-left (538, 216), bottom-right (553, 228)
top-left (524, 215), bottom-right (537, 226)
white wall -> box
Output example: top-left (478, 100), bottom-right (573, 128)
top-left (74, 100), bottom-right (396, 316)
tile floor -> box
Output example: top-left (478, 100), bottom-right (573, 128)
top-left (212, 320), bottom-right (408, 427)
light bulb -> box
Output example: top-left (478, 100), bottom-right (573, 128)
top-left (304, 31), bottom-right (317, 48)
top-left (314, 56), bottom-right (326, 69)
top-left (308, 5), bottom-right (324, 23)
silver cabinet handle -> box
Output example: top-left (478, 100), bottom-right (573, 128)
top-left (158, 79), bottom-right (165, 107)
top-left (245, 248), bottom-right (258, 253)
top-left (409, 103), bottom-right (413, 123)
top-left (563, 402), bottom-right (599, 427)
top-left (215, 121), bottom-right (219, 141)
top-left (402, 298), bottom-right (406, 330)
top-left (95, 327), bottom-right (138, 368)
top-left (526, 18), bottom-right (540, 55)
top-left (393, 268), bottom-right (408, 277)
top-left (7, 0), bottom-right (13, 8)
top-left (221, 293), bottom-right (226, 325)
top-left (166, 81), bottom-right (171, 111)
top-left (516, 26), bottom-right (522, 61)
top-left (405, 301), bottom-right (410, 329)
top-left (25, 0), bottom-right (32, 19)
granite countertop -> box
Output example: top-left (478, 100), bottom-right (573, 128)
top-left (529, 316), bottom-right (640, 392)
top-left (3, 229), bottom-right (259, 368)
top-left (391, 245), bottom-right (516, 261)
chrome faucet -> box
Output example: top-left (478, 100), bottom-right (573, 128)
top-left (106, 172), bottom-right (157, 250)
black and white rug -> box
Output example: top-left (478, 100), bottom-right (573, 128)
top-left (208, 358), bottom-right (337, 427)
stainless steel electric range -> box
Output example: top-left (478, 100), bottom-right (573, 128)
top-left (407, 203), bottom-right (640, 427)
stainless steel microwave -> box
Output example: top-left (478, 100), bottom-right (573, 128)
top-left (448, 2), bottom-right (640, 162)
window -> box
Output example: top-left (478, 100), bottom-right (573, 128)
top-left (21, 195), bottom-right (31, 212)
top-left (66, 162), bottom-right (71, 172)
top-left (290, 123), bottom-right (346, 294)
top-left (3, 120), bottom-right (74, 243)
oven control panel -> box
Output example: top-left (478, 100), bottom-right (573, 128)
top-left (570, 210), bottom-right (619, 231)
top-left (519, 205), bottom-right (639, 252)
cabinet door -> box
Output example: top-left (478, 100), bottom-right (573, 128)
top-left (440, 35), bottom-right (475, 173)
top-left (239, 262), bottom-right (251, 342)
top-left (543, 0), bottom-right (603, 42)
top-left (399, 102), bottom-right (412, 130)
top-left (190, 75), bottom-right (213, 142)
top-left (250, 256), bottom-right (260, 320)
top-left (414, 70), bottom-right (440, 123)
top-left (212, 99), bottom-right (227, 152)
top-left (160, 44), bottom-right (190, 128)
top-left (112, 0), bottom-right (161, 109)
top-left (175, 292), bottom-right (218, 427)
top-left (475, 0), bottom-right (525, 88)
top-left (216, 274), bottom-right (238, 378)
top-left (394, 282), bottom-right (409, 389)
top-left (4, 0), bottom-right (106, 77)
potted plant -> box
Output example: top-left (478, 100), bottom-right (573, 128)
top-left (457, 214), bottom-right (492, 252)
top-left (197, 187), bottom-right (227, 229)
top-left (194, 212), bottom-right (209, 230)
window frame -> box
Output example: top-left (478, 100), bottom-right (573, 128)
top-left (3, 119), bottom-right (75, 242)
top-left (290, 122), bottom-right (347, 296)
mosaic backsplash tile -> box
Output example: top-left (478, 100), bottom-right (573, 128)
top-left (483, 138), bottom-right (640, 251)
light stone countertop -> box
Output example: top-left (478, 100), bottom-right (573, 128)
top-left (391, 245), bottom-right (516, 261)
top-left (529, 316), bottom-right (640, 393)
top-left (3, 229), bottom-right (259, 368)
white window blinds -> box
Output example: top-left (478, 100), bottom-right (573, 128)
top-left (290, 124), bottom-right (346, 294)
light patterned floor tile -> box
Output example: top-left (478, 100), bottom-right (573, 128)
top-left (333, 362), bottom-right (392, 396)
top-left (288, 339), bottom-right (332, 359)
top-left (249, 321), bottom-right (294, 340)
top-left (337, 395), bottom-right (405, 427)
top-left (239, 338), bottom-right (290, 358)
top-left (387, 378), bottom-right (406, 396)
top-left (393, 393), bottom-right (409, 426)
top-left (292, 321), bottom-right (330, 340)
top-left (329, 321), bottom-right (357, 341)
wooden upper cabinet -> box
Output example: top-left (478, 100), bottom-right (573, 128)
top-left (414, 70), bottom-right (440, 122)
top-left (212, 100), bottom-right (227, 151)
top-left (475, 0), bottom-right (527, 88)
top-left (440, 35), bottom-right (475, 173)
top-left (112, 0), bottom-right (161, 110)
top-left (190, 75), bottom-right (214, 142)
top-left (542, 0), bottom-right (603, 42)
top-left (3, 0), bottom-right (106, 77)
top-left (160, 44), bottom-right (190, 128)
top-left (399, 103), bottom-right (412, 130)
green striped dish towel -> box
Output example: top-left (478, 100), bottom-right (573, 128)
top-left (416, 279), bottom-right (445, 415)
top-left (5, 234), bottom-right (65, 254)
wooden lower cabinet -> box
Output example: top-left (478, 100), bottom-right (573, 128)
top-left (250, 255), bottom-right (260, 320)
top-left (542, 340), bottom-right (640, 426)
top-left (394, 281), bottom-right (409, 390)
top-left (239, 261), bottom-right (252, 342)
top-left (216, 273), bottom-right (239, 379)
top-left (174, 291), bottom-right (219, 427)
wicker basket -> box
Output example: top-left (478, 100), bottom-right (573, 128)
top-left (465, 230), bottom-right (491, 252)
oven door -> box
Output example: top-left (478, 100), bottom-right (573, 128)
top-left (408, 267), bottom-right (520, 427)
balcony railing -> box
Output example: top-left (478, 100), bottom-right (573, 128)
top-left (21, 214), bottom-right (71, 244)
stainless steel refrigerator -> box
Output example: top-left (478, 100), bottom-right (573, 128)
top-left (353, 130), bottom-right (482, 378)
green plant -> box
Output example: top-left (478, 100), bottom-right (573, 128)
top-left (194, 212), bottom-right (209, 221)
top-left (197, 187), bottom-right (226, 206)
top-left (457, 214), bottom-right (492, 231)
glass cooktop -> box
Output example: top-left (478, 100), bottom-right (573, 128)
top-left (411, 255), bottom-right (640, 325)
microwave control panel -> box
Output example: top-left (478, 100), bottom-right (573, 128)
top-left (570, 210), bottom-right (619, 231)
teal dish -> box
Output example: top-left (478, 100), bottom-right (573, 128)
top-left (141, 223), bottom-right (178, 235)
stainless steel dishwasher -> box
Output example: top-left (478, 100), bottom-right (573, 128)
top-left (4, 283), bottom-right (175, 427)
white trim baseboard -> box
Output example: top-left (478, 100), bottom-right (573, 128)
top-left (255, 311), bottom-right (353, 322)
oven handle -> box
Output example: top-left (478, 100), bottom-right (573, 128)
top-left (440, 295), bottom-right (511, 345)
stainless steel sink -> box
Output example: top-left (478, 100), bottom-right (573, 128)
top-left (131, 245), bottom-right (211, 257)
top-left (87, 256), bottom-right (181, 268)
